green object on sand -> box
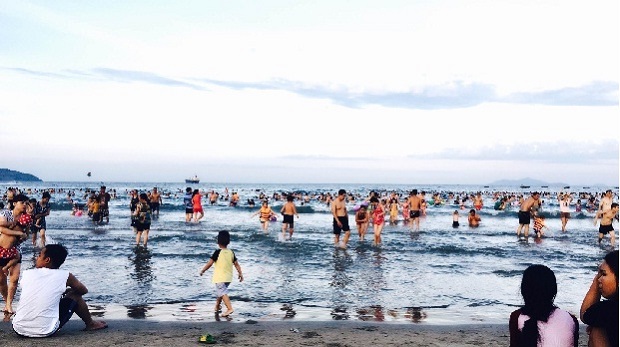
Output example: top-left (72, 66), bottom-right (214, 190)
top-left (199, 334), bottom-right (216, 344)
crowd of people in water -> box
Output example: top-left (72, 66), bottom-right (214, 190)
top-left (2, 185), bottom-right (619, 249)
top-left (0, 184), bottom-right (618, 344)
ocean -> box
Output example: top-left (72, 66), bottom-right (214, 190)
top-left (2, 182), bottom-right (617, 324)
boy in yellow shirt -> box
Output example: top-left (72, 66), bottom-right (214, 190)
top-left (199, 230), bottom-right (243, 317)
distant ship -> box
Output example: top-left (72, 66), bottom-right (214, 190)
top-left (185, 175), bottom-right (200, 184)
top-left (520, 185), bottom-right (530, 189)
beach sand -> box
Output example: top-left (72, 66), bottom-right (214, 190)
top-left (0, 318), bottom-right (590, 346)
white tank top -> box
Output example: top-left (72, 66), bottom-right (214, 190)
top-left (560, 200), bottom-right (571, 213)
top-left (12, 268), bottom-right (70, 337)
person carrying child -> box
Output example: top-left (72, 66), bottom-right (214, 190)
top-left (199, 230), bottom-right (243, 317)
top-left (0, 194), bottom-right (30, 320)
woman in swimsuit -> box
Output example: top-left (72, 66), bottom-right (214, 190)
top-left (355, 205), bottom-right (369, 241)
top-left (371, 197), bottom-right (385, 246)
top-left (192, 189), bottom-right (204, 222)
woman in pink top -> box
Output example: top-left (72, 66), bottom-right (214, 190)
top-left (509, 264), bottom-right (578, 347)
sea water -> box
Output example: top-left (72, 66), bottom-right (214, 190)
top-left (2, 182), bottom-right (617, 324)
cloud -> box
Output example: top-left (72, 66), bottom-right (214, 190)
top-left (4, 66), bottom-right (617, 108)
top-left (410, 140), bottom-right (619, 163)
top-left (200, 77), bottom-right (618, 109)
top-left (2, 66), bottom-right (206, 90)
top-left (502, 81), bottom-right (618, 106)
top-left (3, 67), bottom-right (70, 79)
top-left (199, 78), bottom-right (495, 109)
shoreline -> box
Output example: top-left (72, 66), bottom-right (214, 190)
top-left (0, 318), bottom-right (591, 346)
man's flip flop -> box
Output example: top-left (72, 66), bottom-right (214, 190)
top-left (199, 334), bottom-right (216, 344)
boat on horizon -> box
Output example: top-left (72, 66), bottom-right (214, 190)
top-left (185, 175), bottom-right (200, 184)
top-left (520, 185), bottom-right (530, 189)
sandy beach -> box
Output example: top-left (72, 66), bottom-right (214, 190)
top-left (0, 318), bottom-right (590, 346)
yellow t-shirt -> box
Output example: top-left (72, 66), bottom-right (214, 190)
top-left (210, 248), bottom-right (237, 284)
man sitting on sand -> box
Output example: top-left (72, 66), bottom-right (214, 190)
top-left (12, 244), bottom-right (107, 337)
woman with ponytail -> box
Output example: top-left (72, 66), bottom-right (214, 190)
top-left (509, 265), bottom-right (579, 347)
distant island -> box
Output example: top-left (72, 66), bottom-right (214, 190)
top-left (0, 168), bottom-right (42, 182)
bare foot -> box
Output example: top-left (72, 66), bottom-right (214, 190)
top-left (3, 309), bottom-right (15, 322)
top-left (84, 320), bottom-right (108, 331)
top-left (221, 309), bottom-right (234, 317)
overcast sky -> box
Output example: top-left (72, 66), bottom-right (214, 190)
top-left (1, 1), bottom-right (618, 185)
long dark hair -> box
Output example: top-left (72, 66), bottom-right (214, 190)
top-left (519, 264), bottom-right (557, 347)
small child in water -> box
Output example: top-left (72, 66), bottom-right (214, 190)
top-left (452, 210), bottom-right (459, 228)
top-left (533, 213), bottom-right (548, 238)
top-left (199, 230), bottom-right (244, 317)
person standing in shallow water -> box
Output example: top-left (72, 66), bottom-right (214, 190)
top-left (192, 189), bottom-right (204, 223)
top-left (280, 195), bottom-right (299, 240)
top-left (558, 192), bottom-right (572, 232)
top-left (370, 197), bottom-right (385, 246)
top-left (183, 187), bottom-right (193, 223)
top-left (355, 204), bottom-right (369, 241)
top-left (133, 193), bottom-right (152, 248)
top-left (32, 191), bottom-right (51, 247)
top-left (331, 189), bottom-right (351, 249)
top-left (200, 230), bottom-right (243, 318)
top-left (516, 192), bottom-right (540, 240)
top-left (594, 202), bottom-right (619, 248)
top-left (149, 187), bottom-right (162, 218)
top-left (251, 201), bottom-right (276, 233)
top-left (407, 189), bottom-right (422, 232)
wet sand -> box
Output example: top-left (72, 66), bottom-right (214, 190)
top-left (0, 318), bottom-right (590, 346)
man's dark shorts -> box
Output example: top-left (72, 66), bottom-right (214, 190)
top-left (518, 211), bottom-right (531, 225)
top-left (282, 214), bottom-right (294, 228)
top-left (599, 224), bottom-right (614, 235)
top-left (333, 216), bottom-right (350, 235)
top-left (409, 210), bottom-right (420, 219)
top-left (58, 297), bottom-right (78, 329)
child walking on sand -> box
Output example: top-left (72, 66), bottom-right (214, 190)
top-left (199, 230), bottom-right (243, 317)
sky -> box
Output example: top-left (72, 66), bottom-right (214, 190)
top-left (0, 0), bottom-right (618, 185)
